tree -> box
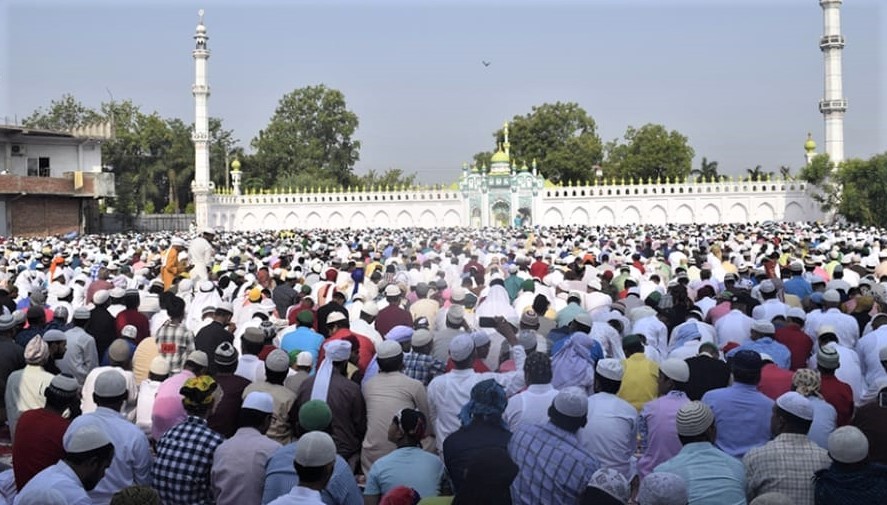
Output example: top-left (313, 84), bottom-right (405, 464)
top-left (252, 85), bottom-right (360, 187)
top-left (22, 94), bottom-right (103, 131)
top-left (801, 152), bottom-right (887, 227)
top-left (605, 124), bottom-right (694, 181)
top-left (745, 165), bottom-right (773, 181)
top-left (355, 168), bottom-right (417, 189)
top-left (779, 165), bottom-right (793, 180)
top-left (691, 157), bottom-right (720, 180)
top-left (472, 102), bottom-right (603, 183)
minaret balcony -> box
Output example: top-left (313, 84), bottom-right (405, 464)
top-left (819, 35), bottom-right (845, 50)
top-left (818, 99), bottom-right (847, 113)
top-left (192, 84), bottom-right (210, 95)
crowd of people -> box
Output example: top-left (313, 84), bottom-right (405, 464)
top-left (0, 222), bottom-right (886, 505)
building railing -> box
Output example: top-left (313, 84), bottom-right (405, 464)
top-left (210, 188), bottom-right (462, 205)
top-left (542, 179), bottom-right (808, 199)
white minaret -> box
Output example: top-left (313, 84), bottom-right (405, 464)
top-left (818, 0), bottom-right (847, 165)
top-left (191, 9), bottom-right (212, 227)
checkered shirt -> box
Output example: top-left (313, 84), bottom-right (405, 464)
top-left (402, 352), bottom-right (446, 386)
top-left (152, 415), bottom-right (224, 505)
top-left (155, 320), bottom-right (194, 374)
top-left (509, 421), bottom-right (600, 505)
top-left (743, 433), bottom-right (832, 505)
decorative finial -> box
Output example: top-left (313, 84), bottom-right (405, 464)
top-left (198, 9), bottom-right (205, 24)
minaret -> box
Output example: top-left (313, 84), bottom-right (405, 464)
top-left (818, 0), bottom-right (847, 164)
top-left (191, 9), bottom-right (211, 227)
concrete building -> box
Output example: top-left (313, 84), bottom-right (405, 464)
top-left (0, 124), bottom-right (115, 236)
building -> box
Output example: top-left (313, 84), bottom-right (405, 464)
top-left (0, 124), bottom-right (115, 236)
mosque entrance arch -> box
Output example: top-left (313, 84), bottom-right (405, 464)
top-left (492, 200), bottom-right (511, 227)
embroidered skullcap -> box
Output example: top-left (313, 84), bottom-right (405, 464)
top-left (295, 431), bottom-right (337, 467)
top-left (458, 379), bottom-right (507, 427)
top-left (660, 358), bottom-right (690, 383)
top-left (751, 320), bottom-right (775, 335)
top-left (552, 388), bottom-right (588, 418)
top-left (265, 349), bottom-right (291, 373)
top-left (520, 310), bottom-right (540, 328)
top-left (180, 375), bottom-right (218, 407)
top-left (828, 426), bottom-right (869, 464)
top-left (47, 374), bottom-right (80, 397)
top-left (587, 468), bottom-right (630, 503)
top-left (384, 284), bottom-right (402, 297)
top-left (448, 333), bottom-right (475, 361)
top-left (24, 336), bottom-right (49, 364)
top-left (109, 485), bottom-right (161, 504)
top-left (791, 368), bottom-right (822, 398)
top-left (0, 314), bottom-right (14, 331)
top-left (52, 306), bottom-right (68, 321)
top-left (776, 391), bottom-right (814, 421)
top-left (638, 472), bottom-right (689, 505)
top-left (214, 342), bottom-right (238, 366)
top-left (242, 391), bottom-right (274, 414)
top-left (377, 340), bottom-right (404, 359)
top-left (412, 328), bottom-right (433, 347)
top-left (243, 327), bottom-right (264, 344)
top-left (675, 401), bottom-right (714, 436)
top-left (817, 344), bottom-right (840, 369)
top-left (385, 325), bottom-right (413, 343)
top-left (298, 400), bottom-right (333, 431)
top-left (120, 324), bottom-right (138, 340)
top-left (149, 356), bottom-right (170, 376)
top-left (595, 358), bottom-right (624, 381)
top-left (186, 350), bottom-right (209, 368)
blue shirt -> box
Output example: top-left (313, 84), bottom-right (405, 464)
top-left (726, 338), bottom-right (792, 370)
top-left (364, 446), bottom-right (444, 498)
top-left (702, 383), bottom-right (774, 458)
top-left (262, 442), bottom-right (362, 505)
top-left (782, 276), bottom-right (813, 300)
top-left (654, 442), bottom-right (746, 505)
top-left (279, 326), bottom-right (324, 365)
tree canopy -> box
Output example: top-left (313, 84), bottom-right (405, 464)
top-left (800, 152), bottom-right (887, 227)
top-left (604, 123), bottom-right (694, 181)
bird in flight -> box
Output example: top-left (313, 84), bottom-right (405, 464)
top-left (482, 61), bottom-right (491, 67)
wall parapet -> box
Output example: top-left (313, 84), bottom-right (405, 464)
top-left (210, 189), bottom-right (462, 206)
top-left (542, 180), bottom-right (808, 200)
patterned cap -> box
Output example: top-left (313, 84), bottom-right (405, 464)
top-left (675, 401), bottom-right (714, 436)
top-left (638, 472), bottom-right (689, 505)
top-left (791, 368), bottom-right (822, 398)
top-left (587, 468), bottom-right (630, 503)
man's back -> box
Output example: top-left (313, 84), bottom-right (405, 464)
top-left (743, 433), bottom-right (830, 504)
top-left (684, 355), bottom-right (731, 401)
top-left (655, 441), bottom-right (746, 505)
top-left (702, 383), bottom-right (774, 458)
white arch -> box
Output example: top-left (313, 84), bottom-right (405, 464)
top-left (262, 212), bottom-right (278, 230)
top-left (305, 212), bottom-right (321, 228)
top-left (784, 202), bottom-right (805, 222)
top-left (595, 207), bottom-right (615, 226)
top-left (328, 212), bottom-right (344, 229)
top-left (543, 208), bottom-right (563, 226)
top-left (443, 210), bottom-right (461, 227)
top-left (729, 203), bottom-right (748, 223)
top-left (418, 210), bottom-right (437, 227)
top-left (374, 210), bottom-right (391, 228)
top-left (756, 203), bottom-right (775, 222)
top-left (350, 211), bottom-right (367, 228)
top-left (620, 206), bottom-right (640, 225)
top-left (648, 205), bottom-right (667, 225)
top-left (569, 207), bottom-right (589, 226)
top-left (284, 212), bottom-right (299, 229)
top-left (242, 213), bottom-right (257, 230)
top-left (674, 204), bottom-right (694, 224)
top-left (396, 210), bottom-right (414, 228)
top-left (701, 204), bottom-right (721, 224)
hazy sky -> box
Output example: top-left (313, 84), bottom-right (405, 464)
top-left (2, 0), bottom-right (884, 184)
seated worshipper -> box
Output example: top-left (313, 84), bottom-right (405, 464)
top-left (636, 472), bottom-right (689, 505)
top-left (212, 392), bottom-right (282, 505)
top-left (15, 424), bottom-right (115, 505)
top-left (637, 358), bottom-right (692, 480)
top-left (810, 330), bottom-right (865, 406)
top-left (296, 340), bottom-right (367, 470)
top-left (743, 392), bottom-right (831, 504)
top-left (150, 350), bottom-right (209, 440)
top-left (242, 349), bottom-right (299, 445)
top-left (135, 357), bottom-right (170, 436)
top-left (726, 320), bottom-right (792, 370)
top-left (80, 339), bottom-right (138, 419)
top-left (702, 349), bottom-right (774, 458)
top-left (401, 328), bottom-right (446, 386)
top-left (5, 335), bottom-right (55, 440)
top-left (364, 409), bottom-right (446, 504)
top-left (109, 485), bottom-right (161, 505)
top-left (65, 370), bottom-right (153, 505)
top-left (208, 342), bottom-right (253, 438)
top-left (430, 305), bottom-right (468, 363)
top-left (758, 352), bottom-right (795, 400)
top-left (791, 368), bottom-right (837, 449)
top-left (551, 317), bottom-right (602, 395)
top-left (63, 307), bottom-right (98, 385)
top-left (443, 379), bottom-right (511, 493)
top-left (12, 374), bottom-right (80, 491)
top-left (814, 343), bottom-right (854, 426)
top-left (284, 351), bottom-right (314, 394)
top-left (266, 431), bottom-right (339, 505)
top-left (580, 358), bottom-right (637, 478)
top-left (503, 352), bottom-right (559, 432)
top-left (100, 325), bottom-right (137, 366)
top-left (578, 468), bottom-right (631, 505)
top-left (152, 375), bottom-right (225, 505)
top-left (684, 341), bottom-right (731, 401)
top-left (378, 486), bottom-right (420, 505)
top-left (361, 340), bottom-right (433, 476)
top-left (851, 348), bottom-right (887, 465)
top-left (654, 401), bottom-right (746, 505)
top-left (262, 400), bottom-right (363, 505)
top-left (42, 328), bottom-right (69, 375)
top-left (194, 303), bottom-right (235, 375)
top-left (323, 311), bottom-right (376, 376)
top-left (376, 284), bottom-right (415, 337)
top-left (814, 426), bottom-right (887, 505)
top-left (279, 311), bottom-right (324, 364)
top-left (509, 389), bottom-right (600, 505)
top-left (618, 333), bottom-right (660, 410)
top-left (130, 324), bottom-right (159, 385)
top-left (416, 445), bottom-right (518, 505)
top-left (775, 308), bottom-right (813, 371)
top-left (115, 289), bottom-right (150, 344)
top-left (426, 321), bottom-right (526, 454)
top-left (445, 331), bottom-right (491, 373)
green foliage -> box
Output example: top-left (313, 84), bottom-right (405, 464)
top-left (251, 85), bottom-right (360, 187)
top-left (798, 154), bottom-right (833, 186)
top-left (472, 102), bottom-right (602, 183)
top-left (354, 168), bottom-right (417, 189)
top-left (22, 93), bottom-right (103, 131)
top-left (605, 124), bottom-right (694, 181)
top-left (691, 157), bottom-right (720, 180)
top-left (833, 153), bottom-right (887, 227)
top-left (745, 165), bottom-right (773, 181)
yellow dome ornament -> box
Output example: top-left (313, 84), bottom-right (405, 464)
top-left (804, 133), bottom-right (816, 154)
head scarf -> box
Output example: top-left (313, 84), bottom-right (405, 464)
top-left (24, 336), bottom-right (49, 365)
top-left (551, 332), bottom-right (600, 391)
top-left (311, 340), bottom-right (352, 401)
top-left (350, 268), bottom-right (365, 298)
top-left (669, 321), bottom-right (702, 352)
top-left (458, 379), bottom-right (507, 427)
top-left (475, 284), bottom-right (518, 326)
top-left (792, 368), bottom-right (823, 398)
top-left (180, 375), bottom-right (218, 408)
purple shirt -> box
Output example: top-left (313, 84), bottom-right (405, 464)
top-left (637, 390), bottom-right (690, 479)
top-left (151, 370), bottom-right (195, 440)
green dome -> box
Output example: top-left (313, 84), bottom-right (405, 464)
top-left (804, 134), bottom-right (817, 153)
top-left (490, 149), bottom-right (509, 164)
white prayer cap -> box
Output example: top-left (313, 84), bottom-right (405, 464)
top-left (93, 289), bottom-right (110, 305)
top-left (216, 301), bottom-right (234, 314)
top-left (595, 358), bottom-right (624, 381)
top-left (323, 340), bottom-right (352, 362)
top-left (573, 312), bottom-right (593, 328)
top-left (675, 401), bottom-right (715, 436)
top-left (384, 284), bottom-right (402, 297)
top-left (199, 280), bottom-right (215, 292)
top-left (448, 333), bottom-right (475, 361)
top-left (49, 374), bottom-right (80, 394)
top-left (150, 356), bottom-right (170, 376)
top-left (776, 391), bottom-right (814, 421)
top-left (787, 307), bottom-right (806, 321)
top-left (171, 237), bottom-right (186, 247)
top-left (361, 300), bottom-right (379, 317)
top-left (186, 350), bottom-right (209, 368)
top-left (109, 287), bottom-right (125, 299)
top-left (265, 349), bottom-right (291, 373)
top-left (377, 340), bottom-right (403, 359)
top-left (121, 324), bottom-right (138, 340)
top-left (822, 289), bottom-right (841, 303)
top-left (471, 331), bottom-right (491, 348)
top-left (243, 392), bottom-right (274, 414)
top-left (751, 320), bottom-right (775, 335)
top-left (296, 351), bottom-right (314, 367)
top-left (450, 286), bottom-right (467, 302)
top-left (759, 280), bottom-right (776, 294)
top-left (660, 358), bottom-right (690, 383)
top-left (63, 422), bottom-right (112, 453)
top-left (412, 329), bottom-right (433, 347)
top-left (553, 388), bottom-right (587, 418)
top-left (828, 426), bottom-right (869, 464)
top-left (294, 431), bottom-right (337, 467)
top-left (94, 369), bottom-right (127, 398)
top-left (42, 329), bottom-right (67, 343)
top-left (587, 468), bottom-right (630, 504)
top-left (638, 472), bottom-right (688, 505)
top-left (326, 311), bottom-right (347, 325)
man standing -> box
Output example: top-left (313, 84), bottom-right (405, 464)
top-left (189, 228), bottom-right (215, 284)
top-left (194, 303), bottom-right (235, 375)
top-left (63, 307), bottom-right (99, 385)
top-left (744, 392), bottom-right (831, 504)
top-left (375, 285), bottom-right (413, 337)
top-left (161, 237), bottom-right (187, 291)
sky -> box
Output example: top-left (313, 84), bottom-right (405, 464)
top-left (1, 0), bottom-right (884, 184)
